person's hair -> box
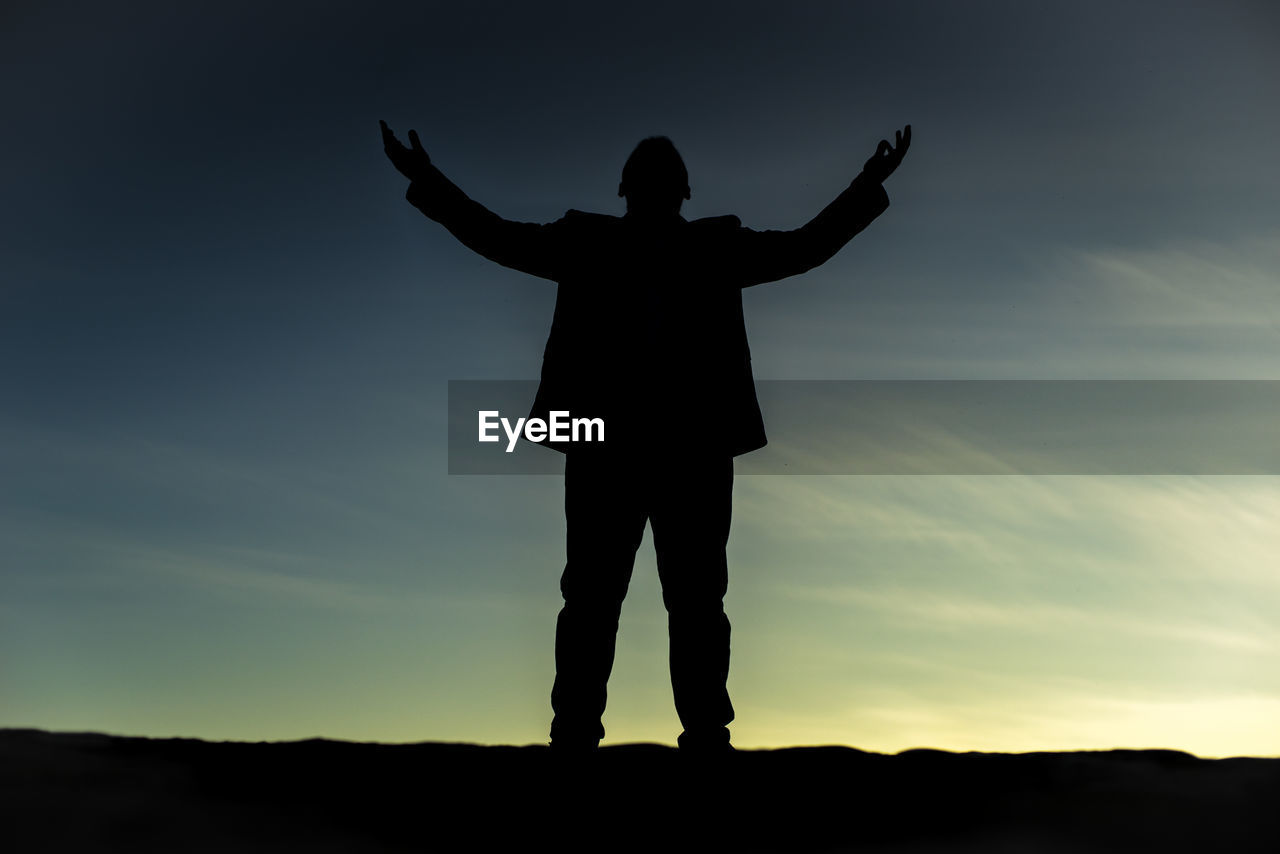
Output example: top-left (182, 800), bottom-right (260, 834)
top-left (619, 136), bottom-right (690, 199)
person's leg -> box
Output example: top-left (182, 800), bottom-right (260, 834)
top-left (550, 450), bottom-right (649, 748)
top-left (649, 453), bottom-right (735, 750)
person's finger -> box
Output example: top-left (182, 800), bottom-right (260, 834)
top-left (409, 129), bottom-right (425, 154)
top-left (895, 129), bottom-right (902, 149)
top-left (902, 124), bottom-right (912, 150)
top-left (876, 140), bottom-right (891, 158)
top-left (381, 122), bottom-right (406, 154)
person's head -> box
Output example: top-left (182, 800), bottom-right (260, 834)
top-left (618, 136), bottom-right (690, 217)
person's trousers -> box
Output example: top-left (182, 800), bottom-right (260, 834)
top-left (549, 448), bottom-right (735, 746)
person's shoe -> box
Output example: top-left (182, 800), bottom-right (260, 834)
top-left (677, 728), bottom-right (734, 754)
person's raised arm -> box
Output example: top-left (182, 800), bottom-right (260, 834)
top-left (730, 125), bottom-right (910, 287)
top-left (381, 120), bottom-right (564, 281)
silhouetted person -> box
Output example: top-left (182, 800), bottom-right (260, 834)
top-left (382, 120), bottom-right (910, 753)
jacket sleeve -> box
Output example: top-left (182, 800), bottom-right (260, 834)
top-left (404, 162), bottom-right (566, 281)
top-left (727, 172), bottom-right (890, 287)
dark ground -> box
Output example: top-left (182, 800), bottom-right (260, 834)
top-left (3, 728), bottom-right (1278, 852)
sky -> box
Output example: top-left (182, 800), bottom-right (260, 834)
top-left (2, 0), bottom-right (1279, 755)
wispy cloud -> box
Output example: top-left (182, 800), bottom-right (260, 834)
top-left (105, 543), bottom-right (415, 613)
top-left (779, 583), bottom-right (1276, 654)
top-left (736, 474), bottom-right (1280, 591)
top-left (1068, 235), bottom-right (1280, 333)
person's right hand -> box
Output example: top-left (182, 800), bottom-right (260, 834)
top-left (381, 119), bottom-right (431, 181)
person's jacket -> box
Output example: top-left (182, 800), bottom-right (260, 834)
top-left (405, 162), bottom-right (889, 458)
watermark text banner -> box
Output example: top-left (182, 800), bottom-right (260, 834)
top-left (447, 380), bottom-right (1280, 474)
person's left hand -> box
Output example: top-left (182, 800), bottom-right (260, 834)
top-left (381, 119), bottom-right (431, 182)
top-left (862, 124), bottom-right (911, 184)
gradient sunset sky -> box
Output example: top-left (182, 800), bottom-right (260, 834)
top-left (3, 0), bottom-right (1279, 755)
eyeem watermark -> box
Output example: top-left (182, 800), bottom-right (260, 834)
top-left (478, 410), bottom-right (605, 452)
top-left (451, 379), bottom-right (1280, 474)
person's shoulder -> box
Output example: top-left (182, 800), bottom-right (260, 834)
top-left (545, 209), bottom-right (619, 239)
top-left (557, 209), bottom-right (620, 226)
top-left (688, 214), bottom-right (743, 230)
